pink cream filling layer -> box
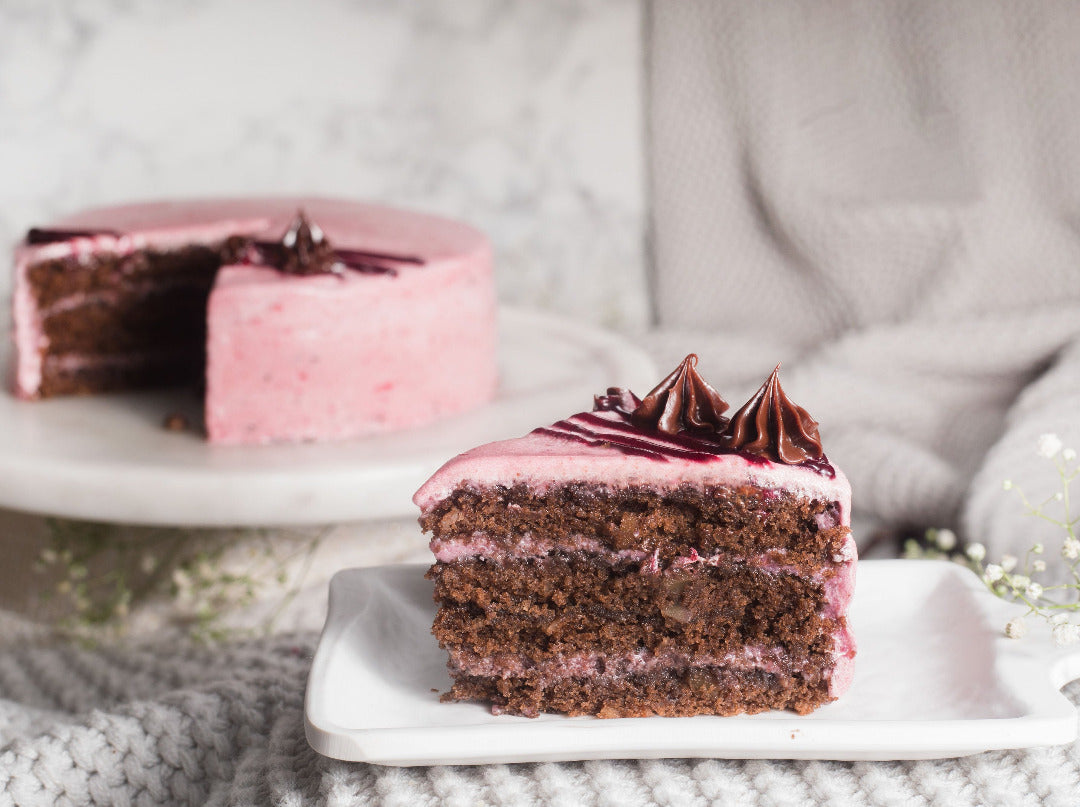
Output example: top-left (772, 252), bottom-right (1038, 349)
top-left (449, 641), bottom-right (855, 698)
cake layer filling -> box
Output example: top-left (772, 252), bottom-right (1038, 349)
top-left (23, 245), bottom-right (227, 396)
top-left (447, 643), bottom-right (824, 681)
top-left (423, 482), bottom-right (849, 565)
top-left (430, 555), bottom-right (844, 660)
top-left (446, 664), bottom-right (831, 718)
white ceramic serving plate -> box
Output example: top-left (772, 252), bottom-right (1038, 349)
top-left (0, 306), bottom-right (655, 526)
top-left (305, 560), bottom-right (1080, 765)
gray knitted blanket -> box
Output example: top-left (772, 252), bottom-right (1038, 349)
top-left (1, 633), bottom-right (1078, 806)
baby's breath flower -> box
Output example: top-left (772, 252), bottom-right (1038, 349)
top-left (935, 529), bottom-right (957, 551)
top-left (1033, 543), bottom-right (1044, 555)
top-left (1002, 479), bottom-right (1014, 491)
top-left (902, 538), bottom-right (923, 559)
top-left (1051, 613), bottom-right (1070, 626)
top-left (1053, 623), bottom-right (1080, 647)
top-left (1009, 574), bottom-right (1031, 591)
top-left (1038, 433), bottom-right (1064, 459)
top-left (1027, 582), bottom-right (1044, 599)
top-left (1064, 538), bottom-right (1080, 560)
top-left (1001, 555), bottom-right (1018, 572)
top-left (984, 564), bottom-right (1005, 583)
top-left (1054, 492), bottom-right (1065, 502)
top-left (172, 568), bottom-right (193, 594)
top-left (40, 548), bottom-right (58, 565)
top-left (966, 543), bottom-right (987, 562)
top-left (1005, 618), bottom-right (1027, 639)
top-left (1064, 448), bottom-right (1078, 463)
top-left (1034, 559), bottom-right (1047, 573)
top-left (140, 554), bottom-right (157, 575)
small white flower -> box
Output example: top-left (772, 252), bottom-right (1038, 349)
top-left (984, 564), bottom-right (1005, 583)
top-left (1038, 433), bottom-right (1064, 459)
top-left (1051, 613), bottom-right (1070, 625)
top-left (1003, 480), bottom-right (1014, 491)
top-left (1004, 618), bottom-right (1027, 639)
top-left (1064, 448), bottom-right (1078, 463)
top-left (40, 548), bottom-right (58, 565)
top-left (1054, 492), bottom-right (1065, 502)
top-left (1052, 623), bottom-right (1080, 647)
top-left (966, 543), bottom-right (987, 562)
top-left (1033, 543), bottom-right (1044, 555)
top-left (936, 529), bottom-right (957, 551)
top-left (1034, 559), bottom-right (1047, 573)
top-left (1027, 582), bottom-right (1044, 599)
top-left (172, 568), bottom-right (193, 593)
top-left (1001, 555), bottom-right (1018, 572)
top-left (1010, 574), bottom-right (1031, 591)
top-left (1064, 538), bottom-right (1080, 560)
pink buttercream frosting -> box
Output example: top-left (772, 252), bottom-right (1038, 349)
top-left (414, 410), bottom-right (851, 516)
top-left (11, 198), bottom-right (497, 444)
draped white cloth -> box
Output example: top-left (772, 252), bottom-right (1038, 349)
top-left (647, 0), bottom-right (1080, 563)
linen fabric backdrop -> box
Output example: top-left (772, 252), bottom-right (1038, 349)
top-left (647, 0), bottom-right (1080, 566)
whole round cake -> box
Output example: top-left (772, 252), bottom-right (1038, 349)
top-left (11, 198), bottom-right (498, 444)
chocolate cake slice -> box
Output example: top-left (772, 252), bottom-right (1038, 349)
top-left (414, 356), bottom-right (856, 718)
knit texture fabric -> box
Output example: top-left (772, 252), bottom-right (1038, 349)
top-left (647, 0), bottom-right (1080, 560)
top-left (0, 632), bottom-right (1078, 806)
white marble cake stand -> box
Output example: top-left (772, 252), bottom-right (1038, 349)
top-left (0, 306), bottom-right (656, 526)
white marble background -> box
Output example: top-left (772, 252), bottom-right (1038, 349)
top-left (0, 0), bottom-right (649, 629)
top-left (0, 0), bottom-right (648, 329)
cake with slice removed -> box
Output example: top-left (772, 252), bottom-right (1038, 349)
top-left (414, 355), bottom-right (856, 718)
top-left (11, 197), bottom-right (497, 444)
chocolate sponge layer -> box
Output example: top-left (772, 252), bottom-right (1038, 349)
top-left (26, 245), bottom-right (225, 397)
top-left (424, 482), bottom-right (848, 565)
top-left (425, 482), bottom-right (850, 719)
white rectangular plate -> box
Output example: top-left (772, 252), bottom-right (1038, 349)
top-left (304, 560), bottom-right (1080, 765)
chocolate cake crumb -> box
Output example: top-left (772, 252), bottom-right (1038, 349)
top-left (163, 412), bottom-right (189, 432)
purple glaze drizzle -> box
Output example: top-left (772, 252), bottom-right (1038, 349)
top-left (536, 410), bottom-right (835, 477)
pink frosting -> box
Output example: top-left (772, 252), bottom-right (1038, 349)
top-left (413, 410), bottom-right (852, 517)
top-left (11, 198), bottom-right (497, 444)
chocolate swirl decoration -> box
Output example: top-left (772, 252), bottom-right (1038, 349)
top-left (630, 354), bottom-right (729, 435)
top-left (246, 211), bottom-right (427, 277)
top-left (593, 387), bottom-right (641, 416)
top-left (723, 364), bottom-right (824, 465)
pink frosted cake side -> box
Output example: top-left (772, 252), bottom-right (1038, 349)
top-left (416, 356), bottom-right (857, 718)
top-left (11, 198), bottom-right (497, 444)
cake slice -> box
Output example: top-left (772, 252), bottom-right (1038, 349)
top-left (414, 355), bottom-right (856, 718)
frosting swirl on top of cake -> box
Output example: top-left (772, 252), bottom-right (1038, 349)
top-left (579, 356), bottom-right (834, 476)
top-left (723, 364), bottom-right (825, 467)
top-left (630, 353), bottom-right (728, 435)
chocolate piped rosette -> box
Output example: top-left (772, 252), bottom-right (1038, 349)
top-left (414, 355), bottom-right (856, 718)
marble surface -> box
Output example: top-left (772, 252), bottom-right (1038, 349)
top-left (0, 0), bottom-right (648, 329)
